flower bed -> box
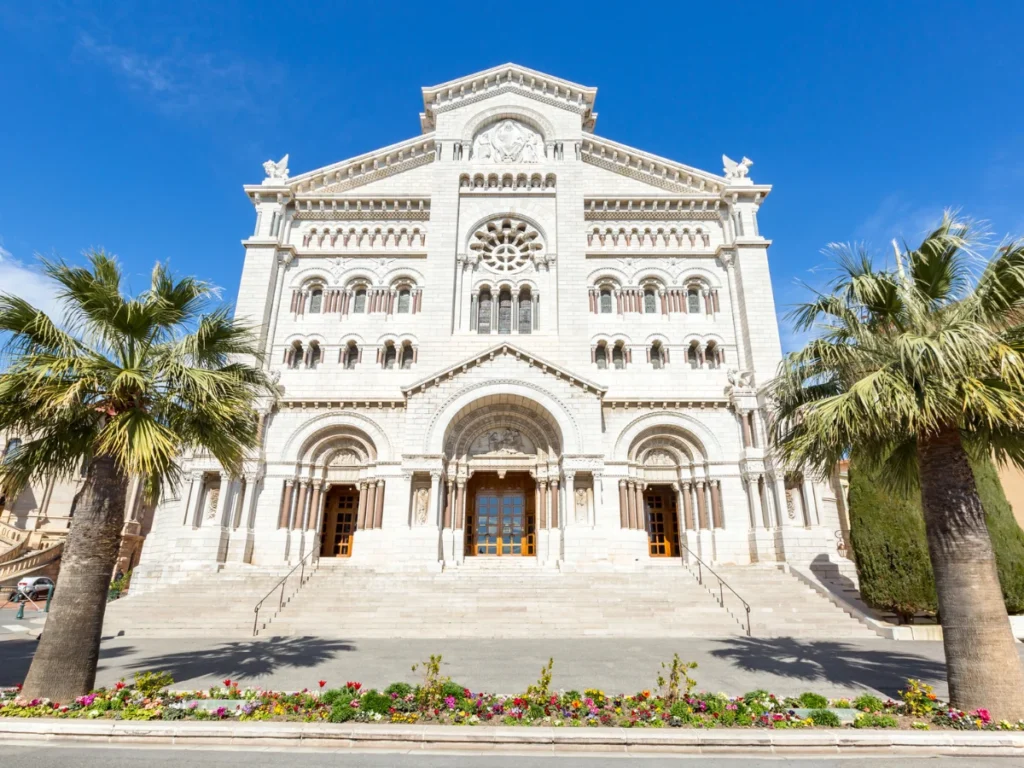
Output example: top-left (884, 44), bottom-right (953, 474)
top-left (2, 656), bottom-right (1022, 731)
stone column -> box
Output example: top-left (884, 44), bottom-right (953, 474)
top-left (618, 480), bottom-right (629, 528)
top-left (364, 480), bottom-right (377, 529)
top-left (428, 472), bottom-right (441, 528)
top-left (307, 484), bottom-right (322, 531)
top-left (562, 472), bottom-right (575, 526)
top-left (696, 481), bottom-right (709, 529)
top-left (538, 481), bottom-right (549, 529)
top-left (681, 482), bottom-right (695, 530)
top-left (622, 483), bottom-right (630, 532)
top-left (443, 479), bottom-right (454, 529)
top-left (549, 479), bottom-right (560, 529)
top-left (801, 476), bottom-right (818, 526)
top-left (278, 479), bottom-right (293, 530)
top-left (373, 480), bottom-right (386, 529)
top-left (292, 481), bottom-right (309, 531)
top-left (634, 483), bottom-right (646, 531)
top-left (356, 482), bottom-right (368, 529)
top-left (711, 480), bottom-right (723, 528)
top-left (455, 479), bottom-right (466, 529)
top-left (740, 411), bottom-right (752, 448)
top-left (673, 483), bottom-right (687, 531)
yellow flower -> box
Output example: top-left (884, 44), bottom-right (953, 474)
top-left (572, 700), bottom-right (582, 709)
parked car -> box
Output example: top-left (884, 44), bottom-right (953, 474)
top-left (8, 576), bottom-right (54, 602)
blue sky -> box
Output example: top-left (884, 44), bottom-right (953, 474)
top-left (1, 1), bottom-right (1021, 351)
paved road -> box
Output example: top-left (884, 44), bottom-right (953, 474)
top-left (6, 745), bottom-right (1024, 767)
top-left (5, 634), bottom-right (1022, 699)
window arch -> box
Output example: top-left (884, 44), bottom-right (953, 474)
top-left (308, 287), bottom-right (323, 314)
top-left (400, 341), bottom-right (415, 370)
top-left (612, 342), bottom-right (625, 370)
top-left (643, 288), bottom-right (657, 314)
top-left (651, 342), bottom-right (665, 369)
top-left (595, 342), bottom-right (609, 370)
top-left (383, 342), bottom-right (397, 370)
top-left (518, 287), bottom-right (533, 334)
top-left (342, 341), bottom-right (359, 369)
top-left (497, 287), bottom-right (513, 334)
top-left (706, 341), bottom-right (724, 369)
top-left (477, 287), bottom-right (492, 334)
top-left (600, 287), bottom-right (613, 314)
top-left (687, 342), bottom-right (700, 369)
top-left (307, 341), bottom-right (322, 369)
top-left (397, 288), bottom-right (411, 313)
top-left (687, 287), bottom-right (701, 314)
top-left (288, 341), bottom-right (303, 369)
top-left (353, 286), bottom-right (368, 313)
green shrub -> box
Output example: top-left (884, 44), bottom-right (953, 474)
top-left (798, 692), bottom-right (829, 709)
top-left (328, 696), bottom-right (357, 723)
top-left (527, 703), bottom-right (546, 720)
top-left (133, 671), bottom-right (174, 696)
top-left (853, 713), bottom-right (899, 729)
top-left (441, 681), bottom-right (469, 702)
top-left (849, 456), bottom-right (1024, 618)
top-left (852, 694), bottom-right (885, 712)
top-left (321, 688), bottom-right (351, 706)
top-left (384, 682), bottom-right (412, 698)
top-left (360, 690), bottom-right (392, 716)
top-left (808, 709), bottom-right (842, 727)
top-left (699, 693), bottom-right (729, 715)
top-left (669, 701), bottom-right (693, 722)
top-left (562, 690), bottom-right (582, 706)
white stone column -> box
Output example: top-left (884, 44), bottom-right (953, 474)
top-left (227, 473), bottom-right (260, 563)
top-left (185, 473), bottom-right (205, 528)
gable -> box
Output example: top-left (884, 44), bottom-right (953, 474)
top-left (580, 137), bottom-right (727, 196)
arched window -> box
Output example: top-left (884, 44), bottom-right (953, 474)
top-left (518, 288), bottom-right (533, 334)
top-left (595, 343), bottom-right (608, 369)
top-left (600, 288), bottom-right (613, 314)
top-left (309, 288), bottom-right (323, 314)
top-left (400, 342), bottom-right (414, 370)
top-left (651, 343), bottom-right (664, 370)
top-left (687, 343), bottom-right (699, 369)
top-left (644, 289), bottom-right (657, 314)
top-left (497, 288), bottom-right (512, 334)
top-left (477, 288), bottom-right (492, 334)
top-left (307, 342), bottom-right (321, 369)
top-left (687, 287), bottom-right (701, 314)
top-left (2, 438), bottom-right (22, 464)
top-left (289, 342), bottom-right (303, 369)
top-left (612, 343), bottom-right (625, 370)
top-left (342, 341), bottom-right (359, 370)
top-left (706, 342), bottom-right (719, 369)
top-left (397, 288), bottom-right (411, 313)
top-left (353, 288), bottom-right (367, 313)
top-left (383, 343), bottom-right (397, 370)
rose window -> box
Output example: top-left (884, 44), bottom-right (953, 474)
top-left (470, 218), bottom-right (543, 273)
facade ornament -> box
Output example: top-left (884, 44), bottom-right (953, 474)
top-left (470, 217), bottom-right (544, 274)
top-left (574, 488), bottom-right (588, 523)
top-left (205, 487), bottom-right (220, 519)
top-left (722, 154), bottom-right (753, 181)
top-left (414, 487), bottom-right (430, 524)
top-left (726, 368), bottom-right (755, 389)
top-left (262, 154), bottom-right (290, 184)
top-left (472, 119), bottom-right (544, 163)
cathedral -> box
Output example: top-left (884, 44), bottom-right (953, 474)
top-left (133, 64), bottom-right (844, 592)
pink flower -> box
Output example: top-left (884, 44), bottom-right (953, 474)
top-left (972, 708), bottom-right (992, 725)
top-left (445, 695), bottom-right (457, 710)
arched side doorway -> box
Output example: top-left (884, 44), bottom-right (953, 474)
top-left (439, 394), bottom-right (564, 559)
top-left (622, 425), bottom-right (723, 557)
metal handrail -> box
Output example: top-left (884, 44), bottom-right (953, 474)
top-left (252, 535), bottom-right (320, 636)
top-left (678, 541), bottom-right (752, 636)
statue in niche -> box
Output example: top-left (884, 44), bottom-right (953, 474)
top-left (488, 428), bottom-right (524, 454)
top-left (414, 487), bottom-right (430, 524)
top-left (575, 488), bottom-right (588, 522)
top-left (262, 154), bottom-right (290, 182)
top-left (472, 120), bottom-right (543, 164)
top-left (205, 488), bottom-right (220, 519)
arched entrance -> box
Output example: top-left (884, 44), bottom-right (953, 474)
top-left (320, 484), bottom-right (358, 557)
top-left (439, 394), bottom-right (563, 560)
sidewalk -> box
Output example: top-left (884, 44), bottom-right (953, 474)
top-left (0, 602), bottom-right (47, 642)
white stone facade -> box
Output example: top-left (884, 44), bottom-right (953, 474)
top-left (134, 65), bottom-right (842, 589)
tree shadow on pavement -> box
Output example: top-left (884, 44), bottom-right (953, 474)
top-left (0, 639), bottom-right (138, 686)
top-left (709, 637), bottom-right (946, 697)
top-left (118, 636), bottom-right (356, 685)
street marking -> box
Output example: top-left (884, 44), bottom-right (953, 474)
top-left (1, 625), bottom-right (30, 633)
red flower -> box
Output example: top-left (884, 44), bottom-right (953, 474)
top-left (319, 680), bottom-right (327, 688)
top-left (114, 682), bottom-right (126, 691)
top-left (223, 679), bottom-right (232, 688)
top-left (346, 681), bottom-right (362, 691)
top-left (15, 684), bottom-right (23, 692)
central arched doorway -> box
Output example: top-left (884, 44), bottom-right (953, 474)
top-left (465, 472), bottom-right (535, 557)
top-left (320, 484), bottom-right (358, 557)
top-left (643, 484), bottom-right (679, 557)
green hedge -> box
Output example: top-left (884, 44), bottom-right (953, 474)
top-left (849, 456), bottom-right (1024, 618)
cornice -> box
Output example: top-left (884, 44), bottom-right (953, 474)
top-left (603, 399), bottom-right (731, 410)
top-left (584, 197), bottom-right (722, 220)
top-left (402, 342), bottom-right (607, 397)
top-left (291, 197), bottom-right (431, 221)
top-left (582, 137), bottom-right (728, 195)
top-left (278, 399), bottom-right (406, 410)
top-left (421, 63), bottom-right (597, 133)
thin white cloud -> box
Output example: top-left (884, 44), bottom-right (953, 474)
top-left (855, 195), bottom-right (943, 248)
top-left (0, 243), bottom-right (62, 319)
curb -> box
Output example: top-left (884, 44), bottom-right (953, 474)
top-left (2, 720), bottom-right (1023, 755)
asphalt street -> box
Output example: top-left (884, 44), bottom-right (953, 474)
top-left (6, 745), bottom-right (1024, 768)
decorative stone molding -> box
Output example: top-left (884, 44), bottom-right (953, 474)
top-left (585, 198), bottom-right (721, 219)
top-left (292, 198), bottom-right (430, 221)
top-left (470, 217), bottom-right (544, 274)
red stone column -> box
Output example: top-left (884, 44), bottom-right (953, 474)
top-left (538, 481), bottom-right (549, 529)
top-left (634, 483), bottom-right (646, 531)
top-left (696, 481), bottom-right (710, 529)
top-left (682, 482), bottom-right (695, 530)
top-left (618, 480), bottom-right (629, 528)
top-left (278, 480), bottom-right (293, 530)
top-left (373, 480), bottom-right (385, 528)
top-left (550, 480), bottom-right (559, 529)
top-left (711, 480), bottom-right (723, 529)
top-left (356, 482), bottom-right (368, 529)
top-left (626, 481), bottom-right (637, 529)
top-left (364, 482), bottom-right (377, 529)
top-left (306, 484), bottom-right (322, 530)
top-left (443, 480), bottom-right (453, 529)
top-left (292, 481), bottom-right (308, 531)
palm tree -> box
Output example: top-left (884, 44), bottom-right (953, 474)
top-left (770, 213), bottom-right (1024, 719)
top-left (0, 251), bottom-right (275, 702)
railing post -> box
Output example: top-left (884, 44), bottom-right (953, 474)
top-left (253, 605), bottom-right (260, 637)
top-left (44, 588), bottom-right (53, 613)
top-left (279, 581), bottom-right (285, 612)
top-left (745, 604), bottom-right (752, 636)
top-left (697, 561), bottom-right (702, 585)
top-left (719, 579), bottom-right (724, 607)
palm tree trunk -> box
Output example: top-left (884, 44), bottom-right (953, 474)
top-left (918, 428), bottom-right (1024, 720)
top-left (21, 454), bottom-right (127, 702)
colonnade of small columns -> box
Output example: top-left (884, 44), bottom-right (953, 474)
top-left (275, 477), bottom-right (386, 532)
top-left (617, 478), bottom-right (724, 531)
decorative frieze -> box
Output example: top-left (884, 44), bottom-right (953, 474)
top-left (292, 198), bottom-right (430, 221)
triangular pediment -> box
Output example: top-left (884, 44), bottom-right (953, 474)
top-left (401, 343), bottom-right (607, 397)
top-left (420, 63), bottom-right (598, 133)
top-left (581, 136), bottom-right (729, 196)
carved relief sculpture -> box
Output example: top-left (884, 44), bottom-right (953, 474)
top-left (205, 488), bottom-right (220, 519)
top-left (575, 488), bottom-right (588, 522)
top-left (472, 119), bottom-right (544, 163)
top-left (414, 487), bottom-right (430, 524)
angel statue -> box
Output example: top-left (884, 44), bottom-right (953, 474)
top-left (262, 154), bottom-right (290, 183)
top-left (722, 155), bottom-right (753, 181)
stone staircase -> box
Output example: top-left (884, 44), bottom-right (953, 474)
top-left (102, 570), bottom-right (290, 638)
top-left (712, 564), bottom-right (881, 639)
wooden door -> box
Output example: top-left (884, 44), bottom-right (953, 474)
top-left (321, 486), bottom-right (357, 557)
top-left (646, 487), bottom-right (679, 557)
